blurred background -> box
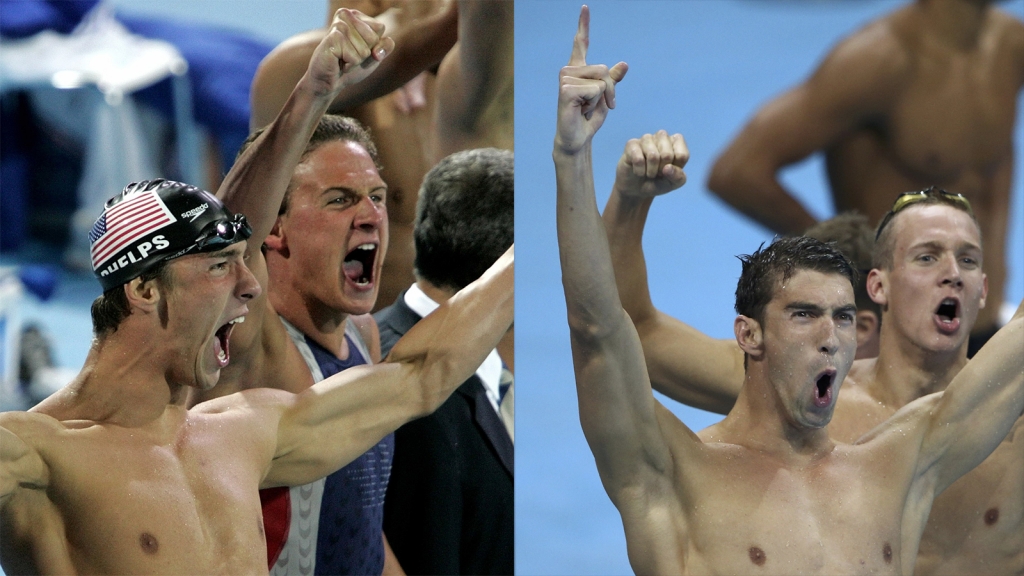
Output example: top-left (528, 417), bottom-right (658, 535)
top-left (514, 0), bottom-right (1024, 574)
top-left (0, 0), bottom-right (323, 413)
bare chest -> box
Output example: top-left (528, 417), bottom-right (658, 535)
top-left (42, 431), bottom-right (268, 574)
top-left (885, 48), bottom-right (1017, 185)
top-left (680, 450), bottom-right (905, 574)
top-left (917, 417), bottom-right (1024, 573)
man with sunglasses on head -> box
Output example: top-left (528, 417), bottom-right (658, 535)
top-left (0, 12), bottom-right (514, 575)
top-left (706, 0), bottom-right (1023, 356)
top-left (558, 7), bottom-right (1023, 572)
top-left (605, 127), bottom-right (1024, 571)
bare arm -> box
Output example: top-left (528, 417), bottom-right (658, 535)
top-left (250, 5), bottom-right (455, 130)
top-left (603, 132), bottom-right (744, 414)
top-left (554, 11), bottom-right (688, 571)
top-left (0, 424), bottom-right (48, 508)
top-left (707, 22), bottom-right (908, 235)
top-left (327, 2), bottom-right (458, 114)
top-left (259, 246), bottom-right (513, 487)
top-left (434, 0), bottom-right (513, 137)
top-left (913, 299), bottom-right (1024, 495)
top-left (225, 9), bottom-right (394, 256)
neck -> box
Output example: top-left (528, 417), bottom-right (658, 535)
top-left (721, 369), bottom-right (833, 461)
top-left (267, 266), bottom-right (353, 358)
top-left (917, 0), bottom-right (991, 50)
top-left (36, 331), bottom-right (188, 427)
top-left (868, 321), bottom-right (967, 407)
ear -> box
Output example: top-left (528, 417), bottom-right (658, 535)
top-left (262, 216), bottom-right (287, 253)
top-left (734, 315), bottom-right (764, 359)
top-left (124, 275), bottom-right (162, 312)
top-left (866, 268), bottom-right (888, 309)
top-left (978, 272), bottom-right (988, 310)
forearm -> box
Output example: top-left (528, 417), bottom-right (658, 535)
top-left (221, 77), bottom-right (337, 244)
top-left (328, 4), bottom-right (457, 113)
top-left (556, 146), bottom-right (627, 339)
top-left (388, 246), bottom-right (514, 413)
top-left (707, 151), bottom-right (815, 236)
top-left (602, 188), bottom-right (741, 414)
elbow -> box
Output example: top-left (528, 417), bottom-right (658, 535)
top-left (567, 307), bottom-right (628, 346)
top-left (706, 146), bottom-right (778, 210)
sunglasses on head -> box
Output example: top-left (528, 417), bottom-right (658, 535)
top-left (875, 187), bottom-right (973, 241)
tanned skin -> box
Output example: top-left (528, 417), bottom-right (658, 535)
top-left (558, 6), bottom-right (1024, 574)
top-left (707, 0), bottom-right (1024, 337)
top-left (0, 13), bottom-right (514, 574)
top-left (606, 132), bottom-right (1024, 573)
top-left (250, 0), bottom-right (453, 311)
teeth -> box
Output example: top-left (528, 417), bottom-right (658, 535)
top-left (217, 349), bottom-right (227, 362)
top-left (229, 316), bottom-right (245, 325)
top-left (355, 278), bottom-right (370, 286)
top-left (356, 243), bottom-right (376, 251)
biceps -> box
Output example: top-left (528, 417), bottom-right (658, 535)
top-left (737, 85), bottom-right (864, 167)
top-left (0, 430), bottom-right (47, 502)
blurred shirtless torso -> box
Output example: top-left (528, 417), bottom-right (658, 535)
top-left (711, 1), bottom-right (1024, 332)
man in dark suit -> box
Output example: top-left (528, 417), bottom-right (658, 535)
top-left (375, 147), bottom-right (514, 575)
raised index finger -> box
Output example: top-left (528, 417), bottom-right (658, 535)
top-left (568, 5), bottom-right (590, 66)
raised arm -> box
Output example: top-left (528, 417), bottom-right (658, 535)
top-left (913, 299), bottom-right (1024, 495)
top-left (603, 132), bottom-right (743, 414)
top-left (250, 3), bottom-right (456, 129)
top-left (707, 22), bottom-right (909, 235)
top-left (554, 10), bottom-right (690, 571)
top-left (326, 2), bottom-right (458, 115)
top-left (257, 246), bottom-right (513, 487)
top-left (223, 9), bottom-right (394, 254)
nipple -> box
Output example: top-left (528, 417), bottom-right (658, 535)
top-left (748, 546), bottom-right (766, 566)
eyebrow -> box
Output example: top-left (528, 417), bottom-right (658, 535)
top-left (208, 245), bottom-right (244, 259)
top-left (321, 185), bottom-right (387, 197)
top-left (784, 302), bottom-right (857, 316)
top-left (909, 240), bottom-right (982, 253)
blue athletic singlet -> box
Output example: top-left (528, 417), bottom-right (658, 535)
top-left (261, 319), bottom-right (394, 576)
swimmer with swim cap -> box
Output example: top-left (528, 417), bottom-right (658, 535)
top-left (89, 179), bottom-right (252, 290)
top-left (0, 11), bottom-right (513, 573)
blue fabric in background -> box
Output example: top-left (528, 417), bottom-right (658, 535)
top-left (0, 0), bottom-right (272, 251)
top-left (0, 0), bottom-right (98, 39)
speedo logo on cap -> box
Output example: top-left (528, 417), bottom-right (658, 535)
top-left (97, 235), bottom-right (171, 277)
top-left (89, 190), bottom-right (177, 271)
top-left (181, 203), bottom-right (209, 222)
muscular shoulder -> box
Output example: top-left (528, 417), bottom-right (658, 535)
top-left (0, 411), bottom-right (65, 448)
top-left (250, 28), bottom-right (326, 129)
top-left (989, 8), bottom-right (1024, 85)
top-left (808, 14), bottom-right (912, 105)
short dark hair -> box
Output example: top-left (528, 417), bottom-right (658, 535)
top-left (90, 260), bottom-right (172, 336)
top-left (804, 212), bottom-right (879, 317)
top-left (414, 148), bottom-right (513, 291)
top-left (872, 190), bottom-right (980, 271)
top-left (236, 114), bottom-right (380, 215)
top-left (735, 236), bottom-right (857, 326)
